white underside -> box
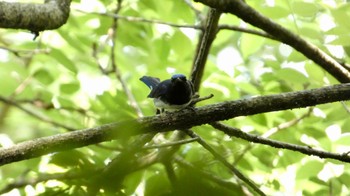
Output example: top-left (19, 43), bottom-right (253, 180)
top-left (153, 98), bottom-right (190, 111)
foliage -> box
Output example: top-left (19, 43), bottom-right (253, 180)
top-left (1, 0), bottom-right (350, 195)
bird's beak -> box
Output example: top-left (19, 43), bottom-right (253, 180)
top-left (175, 77), bottom-right (183, 82)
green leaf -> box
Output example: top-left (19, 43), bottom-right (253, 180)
top-left (60, 82), bottom-right (80, 94)
top-left (170, 30), bottom-right (193, 58)
top-left (292, 2), bottom-right (319, 17)
top-left (335, 133), bottom-right (350, 145)
top-left (50, 48), bottom-right (78, 73)
top-left (259, 6), bottom-right (290, 19)
top-left (328, 35), bottom-right (350, 46)
top-left (33, 69), bottom-right (54, 85)
top-left (331, 4), bottom-right (350, 29)
top-left (276, 68), bottom-right (308, 84)
top-left (56, 96), bottom-right (75, 108)
top-left (304, 62), bottom-right (325, 85)
top-left (50, 150), bottom-right (89, 168)
top-left (240, 34), bottom-right (265, 59)
top-left (296, 160), bottom-right (323, 179)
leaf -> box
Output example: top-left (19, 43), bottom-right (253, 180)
top-left (240, 34), bottom-right (265, 59)
top-left (335, 133), bottom-right (350, 145)
top-left (170, 30), bottom-right (193, 58)
top-left (50, 48), bottom-right (78, 73)
top-left (292, 2), bottom-right (319, 17)
top-left (328, 35), bottom-right (350, 46)
top-left (331, 4), bottom-right (350, 29)
top-left (275, 68), bottom-right (308, 84)
top-left (60, 82), bottom-right (80, 94)
top-left (259, 6), bottom-right (290, 19)
top-left (296, 160), bottom-right (323, 179)
top-left (50, 150), bottom-right (89, 168)
top-left (33, 69), bottom-right (54, 85)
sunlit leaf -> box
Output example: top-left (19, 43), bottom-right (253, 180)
top-left (292, 2), bottom-right (319, 17)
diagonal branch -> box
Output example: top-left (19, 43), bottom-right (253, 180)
top-left (210, 122), bottom-right (350, 162)
top-left (183, 129), bottom-right (265, 196)
top-left (194, 0), bottom-right (350, 83)
top-left (1, 83), bottom-right (350, 166)
top-left (0, 96), bottom-right (76, 131)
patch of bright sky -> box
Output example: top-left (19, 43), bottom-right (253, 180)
top-left (155, 24), bottom-right (174, 36)
top-left (300, 134), bottom-right (320, 147)
top-left (312, 107), bottom-right (326, 118)
top-left (318, 162), bottom-right (344, 182)
top-left (41, 31), bottom-right (66, 48)
top-left (217, 47), bottom-right (243, 78)
top-left (325, 124), bottom-right (341, 141)
top-left (180, 28), bottom-right (198, 41)
top-left (277, 165), bottom-right (297, 194)
top-left (0, 134), bottom-right (14, 147)
top-left (78, 74), bottom-right (112, 98)
top-left (265, 0), bottom-right (275, 6)
top-left (0, 48), bottom-right (9, 62)
top-left (317, 11), bottom-right (345, 59)
top-left (281, 61), bottom-right (308, 76)
top-left (72, 0), bottom-right (106, 12)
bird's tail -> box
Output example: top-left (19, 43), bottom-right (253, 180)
top-left (139, 76), bottom-right (160, 89)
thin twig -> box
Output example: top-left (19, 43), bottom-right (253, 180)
top-left (263, 107), bottom-right (313, 138)
top-left (76, 9), bottom-right (203, 30)
top-left (233, 108), bottom-right (313, 164)
top-left (174, 156), bottom-right (242, 191)
top-left (0, 46), bottom-right (50, 57)
top-left (108, 0), bottom-right (143, 117)
top-left (163, 160), bottom-right (177, 189)
top-left (341, 101), bottom-right (350, 114)
top-left (0, 96), bottom-right (76, 131)
top-left (143, 137), bottom-right (198, 149)
top-left (184, 0), bottom-right (206, 22)
top-left (218, 24), bottom-right (275, 40)
top-left (76, 10), bottom-right (284, 42)
top-left (191, 93), bottom-right (214, 105)
top-left (182, 129), bottom-right (265, 196)
top-left (0, 169), bottom-right (98, 195)
top-left (211, 122), bottom-right (350, 162)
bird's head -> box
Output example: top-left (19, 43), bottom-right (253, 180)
top-left (171, 74), bottom-right (187, 83)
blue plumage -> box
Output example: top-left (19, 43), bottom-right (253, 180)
top-left (140, 74), bottom-right (194, 111)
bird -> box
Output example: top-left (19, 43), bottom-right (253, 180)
top-left (140, 74), bottom-right (194, 112)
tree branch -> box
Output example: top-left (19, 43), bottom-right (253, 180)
top-left (194, 0), bottom-right (350, 83)
top-left (190, 8), bottom-right (221, 91)
top-left (0, 96), bottom-right (76, 131)
top-left (210, 122), bottom-right (350, 163)
top-left (174, 156), bottom-right (241, 191)
top-left (1, 83), bottom-right (350, 166)
top-left (0, 0), bottom-right (71, 32)
top-left (183, 129), bottom-right (265, 195)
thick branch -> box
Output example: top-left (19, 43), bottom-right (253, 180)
top-left (1, 83), bottom-right (350, 166)
top-left (0, 0), bottom-right (71, 32)
top-left (194, 0), bottom-right (350, 83)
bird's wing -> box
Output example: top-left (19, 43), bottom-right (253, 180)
top-left (148, 80), bottom-right (170, 98)
top-left (139, 76), bottom-right (160, 90)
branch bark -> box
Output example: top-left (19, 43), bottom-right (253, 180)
top-left (191, 8), bottom-right (221, 91)
top-left (194, 0), bottom-right (350, 83)
top-left (211, 122), bottom-right (350, 163)
top-left (0, 0), bottom-right (71, 32)
top-left (1, 83), bottom-right (350, 166)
